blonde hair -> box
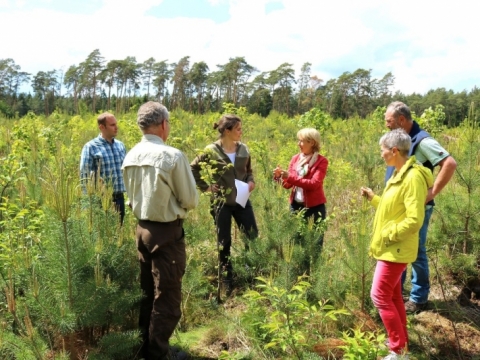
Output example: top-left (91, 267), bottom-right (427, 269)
top-left (297, 128), bottom-right (321, 152)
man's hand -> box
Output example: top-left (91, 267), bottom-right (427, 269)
top-left (430, 156), bottom-right (457, 200)
top-left (425, 188), bottom-right (434, 203)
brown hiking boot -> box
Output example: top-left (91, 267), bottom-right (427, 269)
top-left (404, 300), bottom-right (427, 314)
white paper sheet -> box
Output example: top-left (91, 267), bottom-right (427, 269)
top-left (235, 179), bottom-right (250, 208)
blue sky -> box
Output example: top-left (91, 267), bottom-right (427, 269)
top-left (1, 0), bottom-right (479, 95)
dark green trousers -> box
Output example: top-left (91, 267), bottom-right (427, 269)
top-left (136, 219), bottom-right (186, 360)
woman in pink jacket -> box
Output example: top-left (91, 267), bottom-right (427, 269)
top-left (273, 128), bottom-right (328, 259)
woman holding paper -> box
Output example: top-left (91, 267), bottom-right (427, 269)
top-left (191, 114), bottom-right (258, 295)
top-left (273, 128), bottom-right (328, 254)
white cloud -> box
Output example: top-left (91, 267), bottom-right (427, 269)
top-left (207, 0), bottom-right (226, 5)
top-left (99, 0), bottom-right (164, 17)
top-left (1, 0), bottom-right (479, 94)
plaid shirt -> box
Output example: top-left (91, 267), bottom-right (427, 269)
top-left (80, 135), bottom-right (126, 193)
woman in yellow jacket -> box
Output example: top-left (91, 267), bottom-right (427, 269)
top-left (361, 129), bottom-right (433, 360)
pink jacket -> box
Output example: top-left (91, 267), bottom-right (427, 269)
top-left (281, 153), bottom-right (328, 208)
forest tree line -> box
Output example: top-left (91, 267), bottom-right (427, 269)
top-left (1, 48), bottom-right (480, 125)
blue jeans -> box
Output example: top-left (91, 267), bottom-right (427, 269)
top-left (402, 205), bottom-right (433, 304)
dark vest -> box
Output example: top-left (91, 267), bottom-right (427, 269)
top-left (384, 121), bottom-right (434, 205)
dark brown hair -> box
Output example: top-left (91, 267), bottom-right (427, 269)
top-left (213, 114), bottom-right (242, 137)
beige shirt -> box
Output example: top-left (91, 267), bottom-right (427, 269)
top-left (122, 134), bottom-right (198, 222)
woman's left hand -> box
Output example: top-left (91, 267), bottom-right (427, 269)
top-left (248, 181), bottom-right (255, 192)
top-left (361, 187), bottom-right (374, 201)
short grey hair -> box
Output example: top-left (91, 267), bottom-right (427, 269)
top-left (137, 101), bottom-right (169, 130)
top-left (386, 101), bottom-right (412, 122)
top-left (379, 129), bottom-right (411, 156)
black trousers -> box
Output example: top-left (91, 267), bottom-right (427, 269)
top-left (136, 219), bottom-right (186, 360)
top-left (290, 202), bottom-right (326, 249)
top-left (112, 192), bottom-right (125, 224)
top-left (211, 200), bottom-right (258, 281)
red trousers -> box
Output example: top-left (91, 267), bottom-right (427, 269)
top-left (371, 260), bottom-right (408, 354)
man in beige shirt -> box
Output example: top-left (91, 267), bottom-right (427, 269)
top-left (122, 102), bottom-right (198, 360)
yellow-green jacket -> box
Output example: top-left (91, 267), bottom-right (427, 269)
top-left (369, 156), bottom-right (434, 263)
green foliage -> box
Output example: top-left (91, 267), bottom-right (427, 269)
top-left (418, 104), bottom-right (446, 136)
top-left (0, 197), bottom-right (43, 275)
top-left (0, 154), bottom-right (25, 203)
top-left (247, 140), bottom-right (272, 178)
top-left (218, 350), bottom-right (250, 359)
top-left (340, 328), bottom-right (388, 359)
top-left (297, 107), bottom-right (332, 135)
top-left (3, 52), bottom-right (480, 126)
top-left (243, 276), bottom-right (349, 359)
top-left (196, 149), bottom-right (233, 194)
top-left (0, 323), bottom-right (55, 360)
top-left (0, 105), bottom-right (476, 359)
top-left (0, 112), bottom-right (142, 358)
top-left (0, 100), bottom-right (14, 118)
top-left (88, 330), bottom-right (141, 360)
top-left (331, 197), bottom-right (376, 312)
top-left (429, 103), bottom-right (480, 289)
top-left (222, 102), bottom-right (248, 117)
top-left (179, 219), bottom-right (218, 329)
top-left (371, 106), bottom-right (387, 123)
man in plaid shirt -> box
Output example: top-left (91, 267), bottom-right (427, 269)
top-left (80, 112), bottom-right (127, 223)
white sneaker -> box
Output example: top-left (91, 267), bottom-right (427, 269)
top-left (383, 351), bottom-right (409, 360)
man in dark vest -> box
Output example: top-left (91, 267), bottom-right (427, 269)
top-left (384, 101), bottom-right (457, 313)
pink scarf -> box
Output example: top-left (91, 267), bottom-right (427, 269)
top-left (296, 152), bottom-right (319, 178)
